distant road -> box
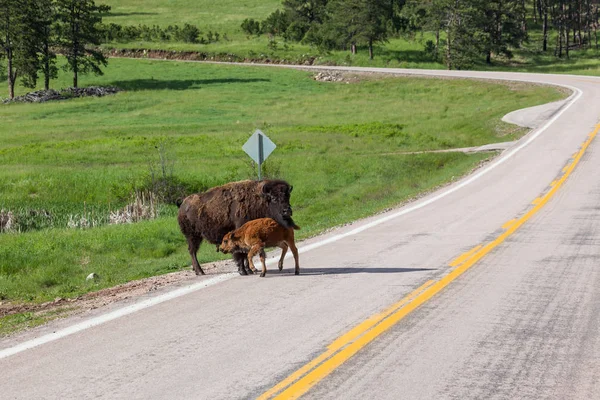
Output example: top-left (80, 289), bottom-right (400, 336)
top-left (2, 67), bottom-right (600, 400)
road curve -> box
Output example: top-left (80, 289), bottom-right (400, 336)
top-left (2, 67), bottom-right (600, 400)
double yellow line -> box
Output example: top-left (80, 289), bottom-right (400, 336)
top-left (260, 123), bottom-right (600, 399)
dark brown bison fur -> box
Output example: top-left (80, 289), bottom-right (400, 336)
top-left (177, 179), bottom-right (295, 275)
top-left (219, 218), bottom-right (300, 277)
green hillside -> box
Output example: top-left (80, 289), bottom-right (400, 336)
top-left (101, 0), bottom-right (280, 35)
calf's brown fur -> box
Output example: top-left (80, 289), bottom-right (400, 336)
top-left (219, 218), bottom-right (300, 277)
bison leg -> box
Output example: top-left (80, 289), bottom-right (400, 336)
top-left (186, 236), bottom-right (205, 275)
top-left (288, 241), bottom-right (300, 275)
top-left (278, 243), bottom-right (288, 271)
top-left (233, 252), bottom-right (249, 276)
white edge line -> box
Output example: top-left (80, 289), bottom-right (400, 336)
top-left (0, 73), bottom-right (583, 360)
top-left (0, 273), bottom-right (237, 360)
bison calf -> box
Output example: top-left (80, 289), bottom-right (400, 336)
top-left (219, 218), bottom-right (300, 277)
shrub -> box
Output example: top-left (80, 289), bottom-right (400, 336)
top-left (241, 18), bottom-right (261, 36)
top-left (261, 9), bottom-right (290, 36)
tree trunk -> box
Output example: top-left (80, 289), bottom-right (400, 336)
top-left (446, 26), bottom-right (452, 70)
top-left (7, 51), bottom-right (15, 99)
top-left (486, 50), bottom-right (491, 64)
top-left (43, 41), bottom-right (50, 90)
top-left (557, 24), bottom-right (562, 57)
top-left (565, 3), bottom-right (570, 58)
top-left (543, 3), bottom-right (548, 51)
top-left (351, 43), bottom-right (356, 55)
top-left (368, 38), bottom-right (373, 60)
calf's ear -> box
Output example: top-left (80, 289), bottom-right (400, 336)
top-left (289, 185), bottom-right (293, 194)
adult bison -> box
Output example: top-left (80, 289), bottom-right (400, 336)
top-left (177, 179), bottom-right (295, 275)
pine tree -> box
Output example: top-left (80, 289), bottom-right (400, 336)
top-left (0, 0), bottom-right (41, 99)
top-left (36, 0), bottom-right (58, 90)
top-left (55, 0), bottom-right (110, 88)
top-left (326, 0), bottom-right (390, 59)
top-left (480, 0), bottom-right (527, 64)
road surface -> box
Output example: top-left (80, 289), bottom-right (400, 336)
top-left (1, 67), bottom-right (600, 400)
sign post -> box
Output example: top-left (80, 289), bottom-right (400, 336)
top-left (243, 129), bottom-right (276, 180)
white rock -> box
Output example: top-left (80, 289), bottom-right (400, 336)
top-left (86, 273), bottom-right (99, 281)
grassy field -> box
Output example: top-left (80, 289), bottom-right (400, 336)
top-left (101, 0), bottom-right (280, 39)
top-left (97, 0), bottom-right (600, 76)
top-left (0, 57), bottom-right (566, 308)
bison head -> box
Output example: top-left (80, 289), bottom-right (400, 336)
top-left (262, 180), bottom-right (295, 227)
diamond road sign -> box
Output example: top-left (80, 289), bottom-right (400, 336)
top-left (243, 129), bottom-right (276, 166)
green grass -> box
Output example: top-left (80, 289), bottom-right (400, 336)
top-left (0, 308), bottom-right (73, 336)
top-left (101, 0), bottom-right (280, 40)
top-left (0, 58), bottom-right (565, 305)
top-left (97, 0), bottom-right (600, 76)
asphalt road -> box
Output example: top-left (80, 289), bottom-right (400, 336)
top-left (2, 67), bottom-right (600, 400)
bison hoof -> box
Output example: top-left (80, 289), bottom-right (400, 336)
top-left (260, 272), bottom-right (266, 277)
top-left (295, 270), bottom-right (299, 275)
top-left (238, 267), bottom-right (248, 276)
top-left (278, 264), bottom-right (283, 271)
top-left (246, 268), bottom-right (254, 275)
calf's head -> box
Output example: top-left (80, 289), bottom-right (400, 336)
top-left (262, 181), bottom-right (294, 225)
top-left (219, 232), bottom-right (239, 254)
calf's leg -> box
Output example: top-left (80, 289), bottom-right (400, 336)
top-left (259, 249), bottom-right (268, 277)
top-left (247, 244), bottom-right (263, 275)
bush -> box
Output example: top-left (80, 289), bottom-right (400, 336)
top-left (178, 24), bottom-right (200, 43)
top-left (424, 40), bottom-right (437, 60)
top-left (261, 9), bottom-right (290, 36)
top-left (241, 18), bottom-right (261, 36)
top-left (99, 23), bottom-right (205, 44)
top-left (284, 21), bottom-right (308, 42)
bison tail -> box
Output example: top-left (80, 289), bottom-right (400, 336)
top-left (292, 224), bottom-right (301, 230)
top-left (176, 198), bottom-right (183, 208)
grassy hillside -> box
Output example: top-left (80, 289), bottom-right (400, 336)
top-left (101, 0), bottom-right (280, 38)
top-left (98, 0), bottom-right (600, 76)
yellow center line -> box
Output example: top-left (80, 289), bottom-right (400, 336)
top-left (449, 245), bottom-right (483, 267)
top-left (261, 122), bottom-right (600, 400)
top-left (501, 219), bottom-right (517, 230)
top-left (257, 280), bottom-right (434, 400)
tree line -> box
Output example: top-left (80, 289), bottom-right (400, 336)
top-left (244, 0), bottom-right (600, 68)
top-left (0, 0), bottom-right (108, 99)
